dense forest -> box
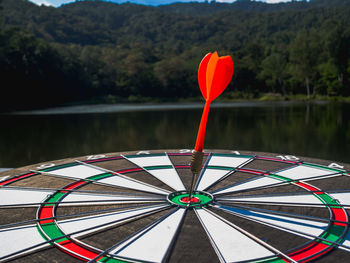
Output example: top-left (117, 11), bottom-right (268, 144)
top-left (0, 0), bottom-right (350, 112)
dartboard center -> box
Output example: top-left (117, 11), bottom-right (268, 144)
top-left (180, 196), bottom-right (200, 204)
top-left (167, 190), bottom-right (214, 208)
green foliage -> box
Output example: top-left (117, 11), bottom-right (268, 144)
top-left (0, 0), bottom-right (350, 111)
top-left (0, 28), bottom-right (91, 111)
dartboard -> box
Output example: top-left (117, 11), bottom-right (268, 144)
top-left (1, 149), bottom-right (350, 263)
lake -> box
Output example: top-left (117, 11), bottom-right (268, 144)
top-left (1, 101), bottom-right (349, 168)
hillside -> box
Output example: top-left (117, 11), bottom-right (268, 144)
top-left (0, 0), bottom-right (349, 111)
top-left (3, 0), bottom-right (350, 46)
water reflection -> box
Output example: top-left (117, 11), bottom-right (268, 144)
top-left (0, 101), bottom-right (349, 168)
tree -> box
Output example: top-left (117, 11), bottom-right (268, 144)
top-left (289, 31), bottom-right (321, 98)
top-left (259, 51), bottom-right (288, 95)
top-left (0, 0), bottom-right (3, 30)
top-left (325, 20), bottom-right (350, 88)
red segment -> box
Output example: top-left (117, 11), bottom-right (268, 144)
top-left (118, 168), bottom-right (143, 174)
top-left (288, 241), bottom-right (330, 262)
top-left (331, 208), bottom-right (348, 226)
top-left (56, 247), bottom-right (87, 262)
top-left (62, 181), bottom-right (86, 192)
top-left (0, 172), bottom-right (36, 186)
top-left (237, 168), bottom-right (264, 175)
top-left (302, 247), bottom-right (332, 262)
top-left (38, 206), bottom-right (54, 224)
top-left (295, 182), bottom-right (320, 192)
top-left (58, 239), bottom-right (100, 260)
top-left (174, 165), bottom-right (190, 169)
top-left (288, 180), bottom-right (349, 262)
top-left (180, 196), bottom-right (200, 204)
top-left (85, 156), bottom-right (122, 163)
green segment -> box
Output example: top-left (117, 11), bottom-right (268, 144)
top-left (40, 222), bottom-right (68, 243)
top-left (206, 165), bottom-right (234, 171)
top-left (267, 174), bottom-right (293, 182)
top-left (254, 173), bottom-right (348, 263)
top-left (319, 225), bottom-right (347, 245)
top-left (315, 193), bottom-right (343, 208)
top-left (125, 153), bottom-right (165, 158)
top-left (45, 192), bottom-right (66, 206)
top-left (172, 193), bottom-right (212, 205)
top-left (87, 172), bottom-right (113, 181)
top-left (42, 162), bottom-right (78, 172)
top-left (168, 191), bottom-right (213, 208)
top-left (37, 171), bottom-right (135, 262)
top-left (99, 256), bottom-right (129, 263)
top-left (302, 163), bottom-right (343, 173)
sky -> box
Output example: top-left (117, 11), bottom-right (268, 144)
top-left (29, 0), bottom-right (295, 8)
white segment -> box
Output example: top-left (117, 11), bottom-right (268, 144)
top-left (209, 155), bottom-right (251, 168)
top-left (0, 188), bottom-right (53, 206)
top-left (197, 155), bottom-right (251, 191)
top-left (44, 164), bottom-right (169, 195)
top-left (99, 176), bottom-right (169, 195)
top-left (217, 205), bottom-right (327, 239)
top-left (0, 225), bottom-right (48, 260)
top-left (125, 154), bottom-right (185, 191)
top-left (63, 192), bottom-right (162, 206)
top-left (219, 193), bottom-right (324, 207)
top-left (195, 209), bottom-right (275, 262)
top-left (44, 165), bottom-right (103, 179)
top-left (145, 168), bottom-right (185, 191)
top-left (215, 164), bottom-right (341, 195)
top-left (275, 165), bottom-right (335, 181)
top-left (214, 177), bottom-right (280, 195)
top-left (0, 175), bottom-right (9, 181)
top-left (329, 192), bottom-right (350, 206)
top-left (58, 204), bottom-right (169, 237)
top-left (126, 155), bottom-right (171, 166)
top-left (110, 208), bottom-right (185, 262)
top-left (196, 169), bottom-right (230, 191)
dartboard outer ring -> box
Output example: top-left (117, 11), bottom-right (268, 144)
top-left (0, 149), bottom-right (350, 263)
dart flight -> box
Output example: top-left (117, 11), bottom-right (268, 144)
top-left (194, 52), bottom-right (234, 152)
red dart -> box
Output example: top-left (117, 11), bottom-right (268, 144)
top-left (194, 52), bottom-right (234, 152)
top-left (188, 52), bottom-right (234, 202)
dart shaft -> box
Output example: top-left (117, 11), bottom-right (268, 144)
top-left (194, 101), bottom-right (211, 152)
top-left (189, 150), bottom-right (204, 202)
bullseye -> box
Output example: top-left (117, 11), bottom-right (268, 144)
top-left (167, 190), bottom-right (214, 208)
top-left (179, 196), bottom-right (200, 204)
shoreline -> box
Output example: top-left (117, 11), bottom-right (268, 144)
top-left (7, 100), bottom-right (331, 115)
top-left (3, 93), bottom-right (350, 115)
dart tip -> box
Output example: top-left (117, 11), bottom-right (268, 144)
top-left (188, 150), bottom-right (204, 202)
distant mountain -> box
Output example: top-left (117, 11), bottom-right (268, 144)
top-left (106, 0), bottom-right (195, 5)
top-left (0, 0), bottom-right (349, 112)
top-left (2, 0), bottom-right (349, 48)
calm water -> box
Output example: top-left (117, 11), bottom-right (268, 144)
top-left (1, 101), bottom-right (349, 168)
